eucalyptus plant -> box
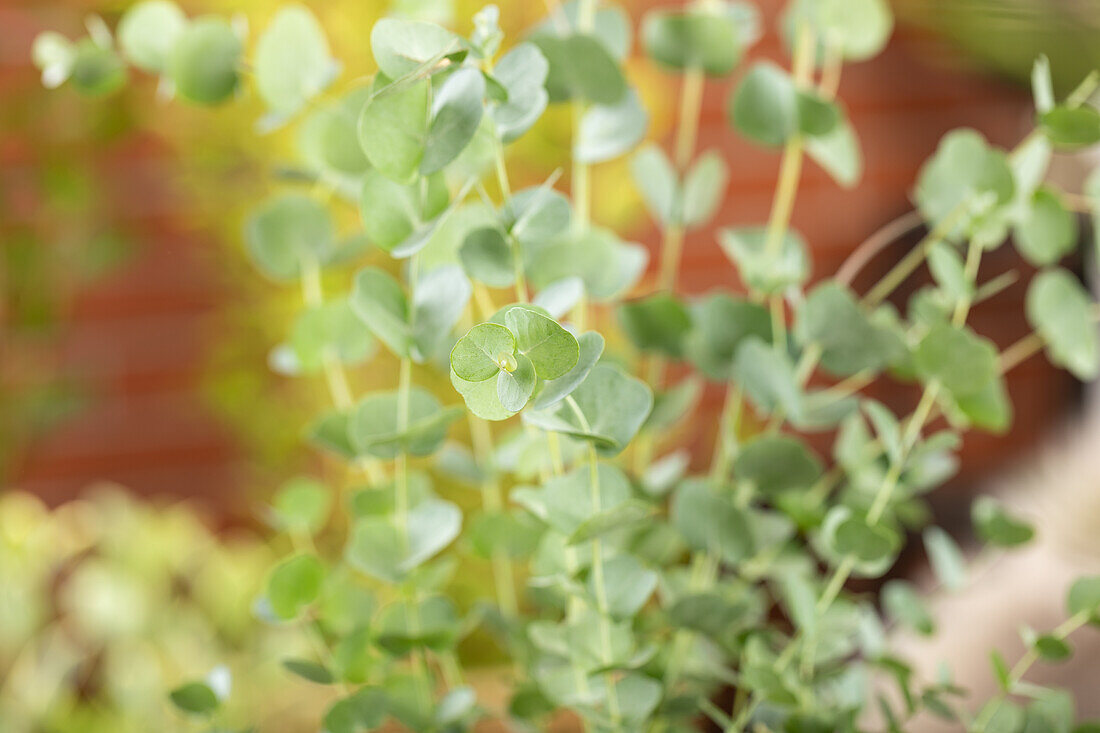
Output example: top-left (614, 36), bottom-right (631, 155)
top-left (32, 1), bottom-right (1100, 731)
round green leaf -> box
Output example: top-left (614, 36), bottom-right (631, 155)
top-left (795, 281), bottom-right (897, 376)
top-left (358, 79), bottom-right (429, 184)
top-left (972, 496), bottom-right (1034, 548)
top-left (117, 0), bottom-right (187, 73)
top-left (497, 352), bottom-right (536, 412)
top-left (245, 193), bottom-right (335, 281)
top-left (734, 435), bottom-right (822, 495)
top-left (642, 7), bottom-right (743, 76)
top-left (531, 32), bottom-right (627, 105)
top-left (523, 365), bottom-right (653, 455)
top-left (504, 185), bottom-right (572, 245)
top-left (324, 688), bottom-right (388, 733)
top-left (283, 658), bottom-right (335, 684)
top-left (350, 266), bottom-right (411, 358)
top-left (630, 143), bottom-right (678, 226)
top-left (914, 129), bottom-right (1015, 235)
top-left (914, 323), bottom-right (999, 398)
top-left (450, 322), bottom-right (516, 382)
top-left (684, 294), bottom-right (771, 381)
top-left (267, 552), bottom-right (325, 620)
top-left (1040, 105), bottom-right (1100, 149)
top-left (358, 169), bottom-right (448, 252)
top-left (376, 595), bottom-right (460, 655)
top-left (732, 337), bottom-right (802, 419)
top-left (256, 5), bottom-right (337, 115)
top-left (271, 476), bottom-right (332, 536)
top-left (618, 293), bottom-right (692, 358)
top-left (169, 682), bottom-right (219, 716)
top-left (410, 264), bottom-right (472, 362)
top-left (574, 88), bottom-right (648, 164)
top-left (349, 388), bottom-right (461, 459)
top-left (882, 580), bottom-right (934, 635)
top-left (832, 512), bottom-right (900, 564)
top-left (370, 18), bottom-right (460, 79)
top-left (69, 39), bottom-right (126, 97)
top-left (451, 368), bottom-right (515, 421)
top-left (1014, 187), bottom-right (1078, 266)
top-left (459, 227), bottom-right (515, 287)
top-left (718, 226), bottom-right (809, 293)
top-left (531, 331), bottom-right (605, 410)
top-left (1068, 576), bottom-right (1100, 619)
top-left (504, 306), bottom-right (579, 380)
top-left (490, 42), bottom-right (549, 142)
top-left (1027, 268), bottom-right (1099, 380)
top-left (168, 17), bottom-right (242, 105)
top-left (785, 0), bottom-right (893, 61)
top-left (923, 526), bottom-right (967, 591)
top-left (796, 91), bottom-right (840, 137)
top-left (805, 107), bottom-right (863, 188)
top-left (1033, 635), bottom-right (1072, 662)
top-left (422, 67), bottom-right (486, 174)
top-left (345, 499), bottom-right (461, 581)
top-left (298, 88), bottom-right (371, 175)
top-left (527, 227), bottom-right (648, 301)
top-left (290, 299), bottom-right (376, 372)
top-left (671, 479), bottom-right (753, 564)
top-left (682, 150), bottom-right (729, 228)
top-left (729, 62), bottom-right (798, 147)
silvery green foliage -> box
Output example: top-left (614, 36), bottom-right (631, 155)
top-left (35, 3), bottom-right (1100, 732)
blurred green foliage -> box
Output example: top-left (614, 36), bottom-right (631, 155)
top-left (0, 489), bottom-right (320, 732)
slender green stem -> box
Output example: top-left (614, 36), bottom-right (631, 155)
top-left (674, 64), bottom-right (705, 171)
top-left (396, 357), bottom-right (412, 547)
top-left (469, 415), bottom-right (519, 618)
top-left (970, 610), bottom-right (1091, 732)
top-left (861, 202), bottom-right (970, 308)
top-left (709, 384), bottom-right (743, 481)
top-left (816, 555), bottom-right (855, 615)
top-left (563, 397), bottom-right (623, 731)
top-left (570, 0), bottom-right (597, 232)
top-left (762, 22), bottom-right (813, 261)
top-left (493, 142), bottom-right (530, 303)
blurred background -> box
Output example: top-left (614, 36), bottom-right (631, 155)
top-left (3, 0), bottom-right (1100, 730)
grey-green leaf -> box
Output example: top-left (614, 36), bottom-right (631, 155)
top-left (358, 80), bottom-right (429, 184)
top-left (681, 150), bottom-right (729, 228)
top-left (574, 88), bottom-right (648, 164)
top-left (1026, 267), bottom-right (1099, 380)
top-left (351, 267), bottom-right (411, 358)
top-left (729, 62), bottom-right (798, 148)
top-left (256, 5), bottom-right (338, 115)
top-left (497, 353), bottom-right (537, 411)
top-left (422, 67), bottom-right (486, 175)
top-left (246, 194), bottom-right (334, 281)
top-left (349, 388), bottom-right (461, 459)
top-left (505, 306), bottom-right (580, 380)
top-left (117, 0), bottom-right (186, 73)
top-left (370, 18), bottom-right (459, 79)
top-left (631, 144), bottom-right (678, 226)
top-left (531, 331), bottom-right (605, 410)
top-left (450, 322), bottom-right (516, 382)
top-left (491, 43), bottom-right (550, 142)
top-left (1013, 187), bottom-right (1077, 266)
top-left (523, 365), bottom-right (653, 455)
top-left (459, 226), bottom-right (514, 287)
top-left (168, 17), bottom-right (242, 105)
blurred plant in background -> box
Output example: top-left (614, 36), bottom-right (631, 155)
top-left (0, 488), bottom-right (322, 732)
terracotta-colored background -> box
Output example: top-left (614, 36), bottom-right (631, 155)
top-left (0, 0), bottom-right (1080, 519)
